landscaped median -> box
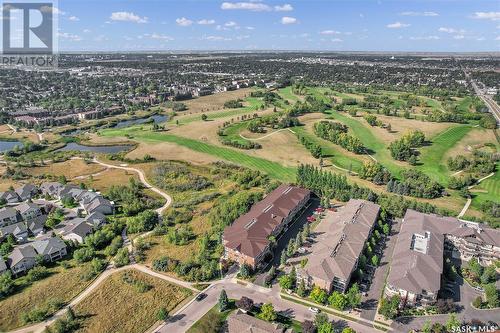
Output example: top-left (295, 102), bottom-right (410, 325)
top-left (280, 292), bottom-right (392, 332)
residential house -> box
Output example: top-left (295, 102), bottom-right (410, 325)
top-left (82, 197), bottom-right (114, 215)
top-left (223, 184), bottom-right (310, 269)
top-left (32, 237), bottom-right (67, 262)
top-left (0, 222), bottom-right (29, 243)
top-left (0, 191), bottom-right (20, 204)
top-left (26, 215), bottom-right (47, 236)
top-left (0, 207), bottom-right (21, 227)
top-left (8, 245), bottom-right (37, 276)
top-left (61, 219), bottom-right (94, 244)
top-left (296, 199), bottom-right (380, 293)
top-left (40, 182), bottom-right (65, 198)
top-left (15, 202), bottom-right (42, 221)
top-left (385, 210), bottom-right (500, 306)
top-left (15, 184), bottom-right (39, 201)
top-left (84, 211), bottom-right (107, 228)
top-left (227, 310), bottom-right (292, 333)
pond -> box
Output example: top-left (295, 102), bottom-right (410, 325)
top-left (114, 114), bottom-right (168, 128)
top-left (0, 140), bottom-right (22, 152)
top-left (55, 142), bottom-right (132, 153)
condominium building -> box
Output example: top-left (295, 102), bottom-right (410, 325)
top-left (386, 210), bottom-right (500, 306)
top-left (222, 184), bottom-right (310, 269)
top-left (297, 199), bottom-right (380, 292)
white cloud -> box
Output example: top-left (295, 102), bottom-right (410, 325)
top-left (236, 35), bottom-right (250, 40)
top-left (144, 33), bottom-right (174, 41)
top-left (453, 35), bottom-right (465, 39)
top-left (359, 13), bottom-right (365, 18)
top-left (409, 35), bottom-right (440, 40)
top-left (225, 21), bottom-right (237, 27)
top-left (57, 32), bottom-right (81, 41)
top-left (83, 29), bottom-right (91, 33)
top-left (320, 30), bottom-right (341, 35)
top-left (203, 35), bottom-right (232, 41)
top-left (400, 11), bottom-right (438, 16)
top-left (68, 16), bottom-right (79, 21)
top-left (246, 26), bottom-right (255, 30)
top-left (496, 36), bottom-right (500, 40)
top-left (197, 19), bottom-right (215, 25)
top-left (471, 12), bottom-right (500, 20)
top-left (387, 22), bottom-right (410, 29)
top-left (476, 37), bottom-right (485, 41)
top-left (221, 2), bottom-right (271, 11)
top-left (110, 12), bottom-right (148, 23)
top-left (281, 16), bottom-right (297, 25)
top-left (438, 27), bottom-right (465, 34)
top-left (275, 4), bottom-right (293, 12)
top-left (176, 17), bottom-right (193, 26)
top-left (331, 38), bottom-right (343, 42)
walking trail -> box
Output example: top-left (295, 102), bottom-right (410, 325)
top-left (457, 172), bottom-right (495, 218)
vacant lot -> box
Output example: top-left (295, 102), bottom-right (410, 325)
top-left (24, 159), bottom-right (106, 180)
top-left (79, 168), bottom-right (140, 192)
top-left (74, 269), bottom-right (192, 333)
top-left (126, 141), bottom-right (218, 165)
top-left (0, 261), bottom-right (95, 331)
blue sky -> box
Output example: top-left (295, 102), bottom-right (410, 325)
top-left (54, 0), bottom-right (500, 52)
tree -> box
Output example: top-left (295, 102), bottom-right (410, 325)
top-left (301, 320), bottom-right (315, 333)
top-left (218, 289), bottom-right (228, 312)
top-left (472, 296), bottom-right (482, 308)
top-left (0, 272), bottom-right (14, 298)
top-left (239, 264), bottom-right (251, 278)
top-left (371, 255), bottom-right (379, 267)
top-left (342, 328), bottom-right (356, 333)
top-left (236, 296), bottom-right (254, 312)
top-left (382, 224), bottom-right (390, 235)
top-left (484, 283), bottom-right (499, 308)
top-left (114, 248), bottom-right (130, 267)
top-left (314, 312), bottom-right (329, 328)
top-left (421, 320), bottom-right (432, 333)
top-left (66, 306), bottom-right (75, 322)
top-left (201, 114), bottom-right (208, 121)
top-left (328, 291), bottom-right (347, 310)
top-left (278, 274), bottom-right (294, 290)
top-left (297, 279), bottom-right (307, 297)
top-left (157, 307), bottom-right (169, 321)
top-left (280, 251), bottom-right (287, 266)
top-left (481, 265), bottom-right (496, 285)
top-left (73, 247), bottom-right (95, 263)
top-left (378, 295), bottom-right (400, 319)
top-left (318, 322), bottom-right (334, 333)
top-left (346, 283), bottom-right (361, 309)
top-left (258, 303), bottom-right (277, 322)
top-left (310, 285), bottom-right (328, 304)
top-left (445, 313), bottom-right (460, 332)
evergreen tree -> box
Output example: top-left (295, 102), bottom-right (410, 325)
top-left (218, 289), bottom-right (228, 312)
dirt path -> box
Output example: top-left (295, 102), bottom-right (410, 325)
top-left (239, 128), bottom-right (296, 141)
top-left (92, 158), bottom-right (172, 215)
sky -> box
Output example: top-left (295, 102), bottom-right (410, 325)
top-left (49, 0), bottom-right (500, 52)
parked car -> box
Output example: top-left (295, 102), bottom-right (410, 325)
top-left (308, 307), bottom-right (320, 313)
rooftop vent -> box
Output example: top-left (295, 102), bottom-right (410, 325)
top-left (244, 218), bottom-right (258, 230)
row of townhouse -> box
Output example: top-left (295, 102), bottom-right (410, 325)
top-left (385, 210), bottom-right (500, 306)
top-left (295, 199), bottom-right (380, 293)
top-left (0, 237), bottom-right (67, 276)
top-left (222, 184), bottom-right (311, 269)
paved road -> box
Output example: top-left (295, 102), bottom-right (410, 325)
top-left (468, 75), bottom-right (500, 124)
top-left (155, 280), bottom-right (376, 333)
top-left (93, 158), bottom-right (172, 215)
top-left (360, 218), bottom-right (402, 321)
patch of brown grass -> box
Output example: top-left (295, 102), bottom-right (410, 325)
top-left (0, 261), bottom-right (94, 331)
top-left (444, 127), bottom-right (498, 160)
top-left (179, 88), bottom-right (253, 116)
top-left (74, 269), bottom-right (192, 333)
top-left (126, 142), bottom-right (218, 165)
top-left (25, 159), bottom-right (106, 179)
top-left (79, 168), bottom-right (139, 192)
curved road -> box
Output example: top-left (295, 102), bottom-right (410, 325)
top-left (92, 158), bottom-right (172, 215)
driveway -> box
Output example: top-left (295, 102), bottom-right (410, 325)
top-left (155, 279), bottom-right (375, 333)
top-left (360, 218), bottom-right (402, 321)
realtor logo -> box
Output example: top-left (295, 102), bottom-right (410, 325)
top-left (2, 2), bottom-right (54, 54)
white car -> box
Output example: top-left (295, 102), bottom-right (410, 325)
top-left (308, 307), bottom-right (320, 313)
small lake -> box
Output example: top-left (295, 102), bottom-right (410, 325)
top-left (114, 114), bottom-right (168, 128)
top-left (0, 140), bottom-right (22, 152)
top-left (55, 142), bottom-right (132, 153)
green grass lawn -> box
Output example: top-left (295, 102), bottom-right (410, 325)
top-left (101, 128), bottom-right (296, 182)
top-left (471, 169), bottom-right (500, 206)
top-left (187, 301), bottom-right (236, 333)
top-left (293, 126), bottom-right (364, 173)
top-left (278, 86), bottom-right (301, 102)
top-left (417, 124), bottom-right (473, 184)
top-left (220, 121), bottom-right (252, 146)
top-left (326, 111), bottom-right (403, 176)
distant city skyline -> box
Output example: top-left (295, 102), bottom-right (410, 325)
top-left (34, 0), bottom-right (500, 52)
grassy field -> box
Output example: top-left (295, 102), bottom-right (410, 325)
top-left (186, 301), bottom-right (236, 333)
top-left (471, 170), bottom-right (500, 206)
top-left (101, 129), bottom-right (296, 182)
top-left (74, 269), bottom-right (192, 333)
top-left (0, 260), bottom-right (96, 331)
top-left (417, 125), bottom-right (473, 184)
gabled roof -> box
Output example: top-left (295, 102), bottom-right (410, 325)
top-left (0, 191), bottom-right (20, 202)
top-left (227, 310), bottom-right (289, 333)
top-left (0, 207), bottom-right (19, 220)
top-left (32, 237), bottom-right (66, 256)
top-left (84, 211), bottom-right (107, 226)
top-left (27, 215), bottom-right (47, 233)
top-left (15, 202), bottom-right (41, 215)
top-left (15, 184), bottom-right (38, 199)
top-left (83, 196), bottom-right (113, 213)
top-left (63, 219), bottom-right (94, 238)
top-left (8, 245), bottom-right (37, 267)
top-left (223, 184), bottom-right (310, 259)
top-left (40, 182), bottom-right (65, 195)
top-left (303, 199), bottom-right (380, 282)
top-left (0, 221), bottom-right (28, 237)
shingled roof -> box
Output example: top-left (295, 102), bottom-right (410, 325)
top-left (303, 199), bottom-right (380, 282)
top-left (227, 310), bottom-right (291, 333)
top-left (223, 184), bottom-right (310, 259)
